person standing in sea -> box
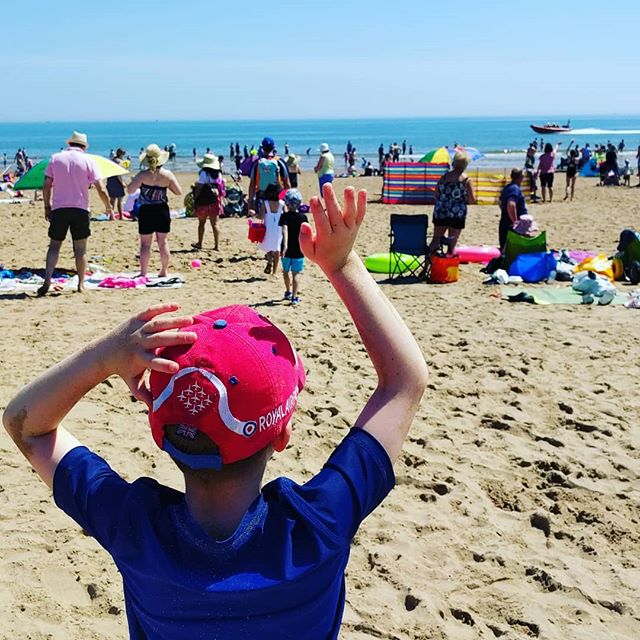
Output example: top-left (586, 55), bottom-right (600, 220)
top-left (38, 131), bottom-right (112, 296)
top-left (314, 143), bottom-right (335, 195)
top-left (127, 144), bottom-right (182, 278)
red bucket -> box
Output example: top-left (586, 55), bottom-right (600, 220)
top-left (248, 220), bottom-right (266, 243)
top-left (429, 254), bottom-right (459, 283)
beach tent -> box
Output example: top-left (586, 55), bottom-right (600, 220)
top-left (580, 160), bottom-right (600, 178)
top-left (382, 162), bottom-right (448, 205)
top-left (382, 164), bottom-right (530, 206)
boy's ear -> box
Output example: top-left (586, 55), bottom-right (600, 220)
top-left (272, 421), bottom-right (292, 453)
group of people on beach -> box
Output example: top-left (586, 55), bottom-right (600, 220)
top-left (35, 132), bottom-right (333, 306)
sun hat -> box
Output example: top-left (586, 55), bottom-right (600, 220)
top-left (149, 305), bottom-right (306, 469)
top-left (139, 144), bottom-right (170, 167)
top-left (66, 131), bottom-right (89, 148)
top-left (197, 153), bottom-right (221, 171)
top-left (284, 189), bottom-right (303, 208)
top-left (261, 137), bottom-right (276, 152)
top-left (512, 214), bottom-right (539, 237)
top-left (319, 143), bottom-right (330, 153)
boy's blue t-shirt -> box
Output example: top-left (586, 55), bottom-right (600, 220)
top-left (53, 428), bottom-right (394, 640)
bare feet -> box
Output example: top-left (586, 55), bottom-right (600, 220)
top-left (158, 271), bottom-right (169, 278)
top-left (191, 243), bottom-right (202, 250)
top-left (77, 283), bottom-right (86, 293)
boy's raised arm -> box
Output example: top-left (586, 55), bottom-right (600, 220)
top-left (300, 185), bottom-right (428, 463)
top-left (2, 304), bottom-right (196, 489)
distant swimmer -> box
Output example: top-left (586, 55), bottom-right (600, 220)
top-left (306, 147), bottom-right (311, 155)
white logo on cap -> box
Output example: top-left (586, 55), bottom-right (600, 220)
top-left (177, 381), bottom-right (213, 416)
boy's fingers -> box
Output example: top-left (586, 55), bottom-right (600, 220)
top-left (126, 377), bottom-right (153, 407)
top-left (142, 315), bottom-right (194, 334)
top-left (143, 331), bottom-right (197, 349)
top-left (323, 184), bottom-right (344, 230)
top-left (136, 303), bottom-right (180, 322)
top-left (299, 223), bottom-right (315, 259)
top-left (309, 196), bottom-right (331, 236)
top-left (343, 187), bottom-right (356, 227)
top-left (145, 353), bottom-right (180, 374)
top-left (356, 189), bottom-right (367, 225)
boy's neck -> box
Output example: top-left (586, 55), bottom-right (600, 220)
top-left (184, 474), bottom-right (264, 541)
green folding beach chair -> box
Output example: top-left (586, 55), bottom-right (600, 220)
top-left (504, 230), bottom-right (547, 269)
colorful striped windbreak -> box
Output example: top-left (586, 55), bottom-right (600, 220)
top-left (382, 163), bottom-right (531, 206)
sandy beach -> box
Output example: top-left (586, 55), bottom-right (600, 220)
top-left (0, 170), bottom-right (639, 639)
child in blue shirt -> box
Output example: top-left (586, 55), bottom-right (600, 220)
top-left (3, 184), bottom-right (429, 640)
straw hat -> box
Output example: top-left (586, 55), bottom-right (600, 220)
top-left (66, 131), bottom-right (89, 148)
top-left (319, 143), bottom-right (330, 153)
top-left (197, 153), bottom-right (221, 171)
top-left (139, 144), bottom-right (170, 167)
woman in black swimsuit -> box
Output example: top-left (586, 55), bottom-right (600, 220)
top-left (128, 144), bottom-right (182, 277)
top-left (564, 146), bottom-right (579, 202)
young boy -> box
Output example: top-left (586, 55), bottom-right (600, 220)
top-left (3, 184), bottom-right (428, 640)
top-left (279, 188), bottom-right (308, 305)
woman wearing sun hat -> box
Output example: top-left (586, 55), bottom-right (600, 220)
top-left (313, 143), bottom-right (334, 195)
top-left (191, 153), bottom-right (226, 251)
top-left (127, 144), bottom-right (182, 277)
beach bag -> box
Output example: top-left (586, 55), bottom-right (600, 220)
top-left (256, 157), bottom-right (282, 198)
top-left (508, 251), bottom-right (557, 283)
top-left (193, 182), bottom-right (219, 207)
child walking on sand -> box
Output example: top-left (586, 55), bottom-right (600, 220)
top-left (279, 189), bottom-right (308, 304)
top-left (192, 154), bottom-right (225, 250)
top-left (3, 184), bottom-right (428, 640)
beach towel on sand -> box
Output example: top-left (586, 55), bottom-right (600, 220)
top-left (0, 271), bottom-right (184, 294)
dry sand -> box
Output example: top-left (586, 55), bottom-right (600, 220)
top-left (0, 171), bottom-right (639, 639)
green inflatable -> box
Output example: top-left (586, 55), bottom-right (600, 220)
top-left (364, 253), bottom-right (421, 274)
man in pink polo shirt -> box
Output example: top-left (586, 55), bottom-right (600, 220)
top-left (39, 131), bottom-right (112, 296)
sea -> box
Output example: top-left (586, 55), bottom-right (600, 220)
top-left (2, 115), bottom-right (640, 173)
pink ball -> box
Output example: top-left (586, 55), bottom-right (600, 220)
top-left (191, 259), bottom-right (202, 269)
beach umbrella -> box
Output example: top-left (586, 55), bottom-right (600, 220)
top-left (447, 145), bottom-right (484, 162)
top-left (14, 155), bottom-right (129, 190)
top-left (419, 147), bottom-right (451, 164)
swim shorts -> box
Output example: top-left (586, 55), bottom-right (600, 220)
top-left (48, 207), bottom-right (91, 241)
top-left (540, 173), bottom-right (554, 188)
top-left (282, 257), bottom-right (305, 273)
top-left (138, 203), bottom-right (171, 235)
top-left (319, 173), bottom-right (334, 193)
top-left (194, 203), bottom-right (220, 220)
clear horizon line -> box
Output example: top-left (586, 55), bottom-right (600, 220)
top-left (2, 113), bottom-right (640, 125)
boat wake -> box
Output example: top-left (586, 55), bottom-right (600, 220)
top-left (566, 128), bottom-right (640, 135)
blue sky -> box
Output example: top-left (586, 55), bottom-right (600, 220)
top-left (3, 0), bottom-right (637, 121)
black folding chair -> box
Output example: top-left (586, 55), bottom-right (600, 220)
top-left (388, 214), bottom-right (429, 280)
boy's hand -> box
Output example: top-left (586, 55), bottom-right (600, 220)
top-left (102, 304), bottom-right (197, 405)
top-left (300, 184), bottom-right (366, 274)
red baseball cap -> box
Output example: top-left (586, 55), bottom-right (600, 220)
top-left (149, 305), bottom-right (305, 469)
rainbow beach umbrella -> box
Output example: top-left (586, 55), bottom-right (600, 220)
top-left (447, 145), bottom-right (484, 162)
top-left (418, 147), bottom-right (451, 164)
top-left (14, 155), bottom-right (129, 190)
